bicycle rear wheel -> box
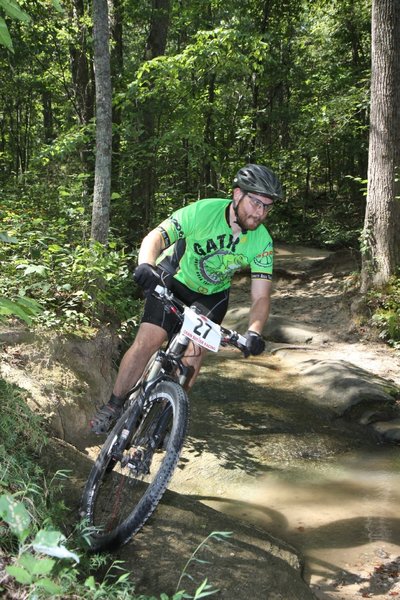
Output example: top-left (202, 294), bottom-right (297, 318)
top-left (80, 380), bottom-right (188, 552)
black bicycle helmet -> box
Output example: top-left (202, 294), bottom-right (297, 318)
top-left (233, 164), bottom-right (283, 200)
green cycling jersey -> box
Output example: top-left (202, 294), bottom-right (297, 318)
top-left (156, 197), bottom-right (273, 295)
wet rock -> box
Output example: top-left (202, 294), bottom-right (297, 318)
top-left (272, 350), bottom-right (399, 422)
top-left (264, 316), bottom-right (331, 345)
top-left (372, 419), bottom-right (400, 443)
top-left (40, 436), bottom-right (318, 600)
top-left (122, 487), bottom-right (317, 600)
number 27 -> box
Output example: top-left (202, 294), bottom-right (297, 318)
top-left (193, 318), bottom-right (212, 339)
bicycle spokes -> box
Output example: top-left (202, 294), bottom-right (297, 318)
top-left (89, 398), bottom-right (173, 535)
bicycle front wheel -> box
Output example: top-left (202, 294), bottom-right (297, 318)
top-left (81, 380), bottom-right (189, 552)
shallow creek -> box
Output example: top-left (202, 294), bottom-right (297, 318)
top-left (168, 350), bottom-right (400, 599)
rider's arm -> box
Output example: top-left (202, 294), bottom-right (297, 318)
top-left (138, 229), bottom-right (166, 267)
top-left (247, 278), bottom-right (272, 335)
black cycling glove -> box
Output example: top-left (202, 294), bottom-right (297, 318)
top-left (244, 330), bottom-right (265, 356)
top-left (133, 263), bottom-right (160, 297)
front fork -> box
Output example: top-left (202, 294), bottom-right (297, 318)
top-left (111, 334), bottom-right (190, 466)
top-left (143, 332), bottom-right (191, 390)
top-left (167, 332), bottom-right (193, 388)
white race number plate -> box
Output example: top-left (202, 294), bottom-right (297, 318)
top-left (181, 307), bottom-right (221, 352)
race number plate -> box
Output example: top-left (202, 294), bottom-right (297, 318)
top-left (181, 307), bottom-right (221, 352)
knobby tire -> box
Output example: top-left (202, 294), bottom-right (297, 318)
top-left (81, 380), bottom-right (188, 552)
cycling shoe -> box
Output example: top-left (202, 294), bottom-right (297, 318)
top-left (90, 401), bottom-right (123, 434)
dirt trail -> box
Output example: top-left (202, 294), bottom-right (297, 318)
top-left (88, 243), bottom-right (400, 600)
top-left (217, 244), bottom-right (400, 599)
top-left (2, 243), bottom-right (400, 600)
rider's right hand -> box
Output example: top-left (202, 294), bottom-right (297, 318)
top-left (133, 263), bottom-right (160, 297)
top-left (244, 330), bottom-right (265, 356)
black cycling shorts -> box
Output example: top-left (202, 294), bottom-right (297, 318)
top-left (141, 275), bottom-right (230, 338)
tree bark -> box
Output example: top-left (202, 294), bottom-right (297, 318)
top-left (361, 0), bottom-right (400, 291)
top-left (129, 0), bottom-right (170, 239)
top-left (109, 0), bottom-right (123, 189)
top-left (69, 0), bottom-right (94, 126)
top-left (69, 0), bottom-right (95, 184)
top-left (91, 0), bottom-right (112, 244)
top-left (42, 90), bottom-right (54, 143)
top-left (203, 73), bottom-right (217, 193)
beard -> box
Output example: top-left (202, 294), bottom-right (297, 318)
top-left (236, 205), bottom-right (262, 231)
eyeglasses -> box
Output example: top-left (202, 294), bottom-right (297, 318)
top-left (246, 193), bottom-right (274, 213)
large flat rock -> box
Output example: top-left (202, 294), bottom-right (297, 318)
top-left (118, 486), bottom-right (317, 600)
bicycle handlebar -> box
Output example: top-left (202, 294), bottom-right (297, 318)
top-left (153, 284), bottom-right (248, 355)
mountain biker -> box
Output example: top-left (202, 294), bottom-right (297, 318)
top-left (90, 163), bottom-right (283, 434)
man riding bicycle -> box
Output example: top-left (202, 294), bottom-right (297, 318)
top-left (91, 163), bottom-right (283, 434)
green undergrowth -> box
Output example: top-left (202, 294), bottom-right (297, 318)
top-left (1, 188), bottom-right (142, 337)
top-left (0, 378), bottom-right (228, 599)
top-left (366, 274), bottom-right (400, 349)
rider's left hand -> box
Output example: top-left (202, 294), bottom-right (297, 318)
top-left (244, 330), bottom-right (265, 356)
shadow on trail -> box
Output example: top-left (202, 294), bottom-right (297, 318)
top-left (191, 496), bottom-right (400, 551)
top-left (183, 357), bottom-right (377, 475)
top-left (114, 485), bottom-right (314, 600)
top-left (308, 553), bottom-right (400, 598)
top-left (189, 493), bottom-right (400, 597)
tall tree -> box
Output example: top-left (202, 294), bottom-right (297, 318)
top-left (129, 0), bottom-right (171, 238)
top-left (361, 0), bottom-right (400, 291)
top-left (91, 0), bottom-right (112, 243)
top-left (109, 0), bottom-right (124, 189)
top-left (69, 0), bottom-right (94, 127)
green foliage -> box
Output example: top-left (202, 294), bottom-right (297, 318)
top-left (1, 485), bottom-right (232, 599)
top-left (1, 0), bottom-right (373, 254)
top-left (0, 296), bottom-right (42, 324)
top-left (175, 531), bottom-right (233, 599)
top-left (0, 494), bottom-right (32, 543)
top-left (0, 380), bottom-right (72, 568)
top-left (1, 183), bottom-right (141, 333)
top-left (0, 382), bottom-right (135, 597)
top-left (367, 275), bottom-right (400, 348)
top-left (0, 491), bottom-right (140, 599)
top-left (270, 193), bottom-right (362, 249)
top-left (0, 379), bottom-right (47, 494)
top-left (0, 0), bottom-right (30, 51)
top-left (0, 0), bottom-right (63, 52)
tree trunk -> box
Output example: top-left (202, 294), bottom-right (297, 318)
top-left (91, 0), bottom-right (112, 244)
top-left (69, 0), bottom-right (94, 126)
top-left (69, 0), bottom-right (95, 185)
top-left (109, 0), bottom-right (123, 189)
top-left (361, 0), bottom-right (400, 291)
top-left (129, 0), bottom-right (170, 239)
top-left (203, 73), bottom-right (217, 193)
top-left (42, 90), bottom-right (54, 143)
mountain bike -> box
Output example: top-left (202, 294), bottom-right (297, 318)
top-left (80, 284), bottom-right (247, 552)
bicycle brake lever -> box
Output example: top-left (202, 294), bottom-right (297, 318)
top-left (241, 346), bottom-right (250, 358)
